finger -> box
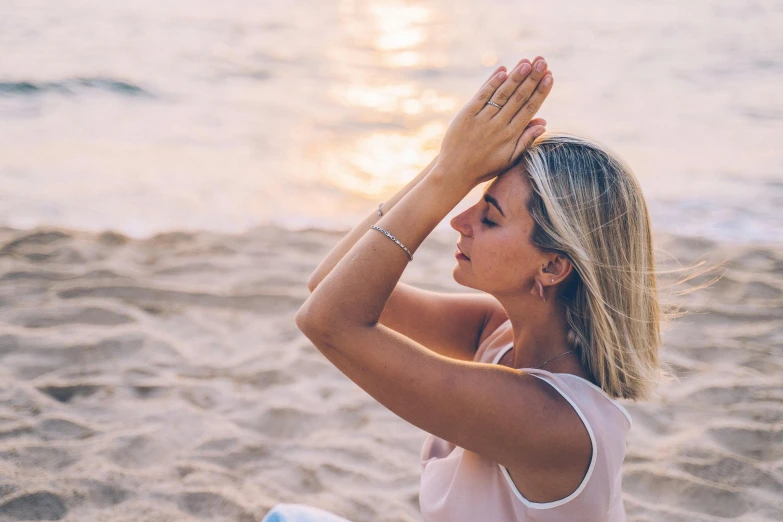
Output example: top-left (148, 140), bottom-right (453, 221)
top-left (510, 71), bottom-right (554, 129)
top-left (500, 57), bottom-right (538, 90)
top-left (480, 65), bottom-right (507, 90)
top-left (511, 125), bottom-right (547, 163)
top-left (466, 67), bottom-right (508, 113)
top-left (499, 58), bottom-right (550, 123)
top-left (515, 56), bottom-right (541, 67)
top-left (467, 69), bottom-right (508, 114)
top-left (527, 117), bottom-right (547, 128)
top-left (479, 60), bottom-right (533, 116)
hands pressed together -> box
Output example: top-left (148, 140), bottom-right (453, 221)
top-left (435, 56), bottom-right (553, 188)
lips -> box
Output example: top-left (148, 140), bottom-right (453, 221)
top-left (457, 245), bottom-right (470, 259)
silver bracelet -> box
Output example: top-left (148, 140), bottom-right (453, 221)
top-left (377, 203), bottom-right (384, 217)
top-left (370, 225), bottom-right (413, 262)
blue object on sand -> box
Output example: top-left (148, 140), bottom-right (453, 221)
top-left (261, 503), bottom-right (353, 522)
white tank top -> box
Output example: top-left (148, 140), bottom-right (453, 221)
top-left (419, 335), bottom-right (633, 521)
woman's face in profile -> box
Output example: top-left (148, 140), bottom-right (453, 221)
top-left (450, 166), bottom-right (542, 296)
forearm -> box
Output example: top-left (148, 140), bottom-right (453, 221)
top-left (306, 155), bottom-right (439, 291)
top-left (297, 164), bottom-right (472, 331)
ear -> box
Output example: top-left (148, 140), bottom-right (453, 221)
top-left (543, 254), bottom-right (574, 286)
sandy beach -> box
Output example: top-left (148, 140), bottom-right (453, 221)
top-left (0, 223), bottom-right (780, 521)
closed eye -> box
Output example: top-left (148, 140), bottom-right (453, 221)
top-left (481, 200), bottom-right (498, 228)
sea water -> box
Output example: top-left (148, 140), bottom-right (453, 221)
top-left (1, 0), bottom-right (781, 243)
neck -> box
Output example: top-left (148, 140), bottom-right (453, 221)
top-left (498, 292), bottom-right (576, 371)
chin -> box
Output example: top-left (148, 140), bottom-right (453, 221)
top-left (452, 268), bottom-right (475, 289)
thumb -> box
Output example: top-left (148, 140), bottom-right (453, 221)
top-left (511, 125), bottom-right (546, 161)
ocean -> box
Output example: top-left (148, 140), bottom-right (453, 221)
top-left (1, 0), bottom-right (781, 242)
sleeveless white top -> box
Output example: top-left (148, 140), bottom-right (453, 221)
top-left (419, 327), bottom-right (633, 521)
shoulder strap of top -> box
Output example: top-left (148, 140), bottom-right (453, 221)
top-left (522, 367), bottom-right (633, 429)
top-left (488, 340), bottom-right (513, 364)
top-left (488, 340), bottom-right (633, 429)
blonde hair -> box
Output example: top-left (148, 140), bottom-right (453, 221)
top-left (517, 132), bottom-right (717, 401)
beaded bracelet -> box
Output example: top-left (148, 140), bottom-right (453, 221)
top-left (370, 225), bottom-right (413, 262)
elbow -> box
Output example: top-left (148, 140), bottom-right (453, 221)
top-left (295, 305), bottom-right (343, 354)
top-left (297, 280), bottom-right (329, 330)
top-left (296, 301), bottom-right (367, 347)
top-left (295, 302), bottom-right (320, 335)
top-left (295, 300), bottom-right (334, 339)
top-left (305, 273), bottom-right (322, 293)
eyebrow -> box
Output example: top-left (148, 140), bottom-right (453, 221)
top-left (483, 194), bottom-right (505, 218)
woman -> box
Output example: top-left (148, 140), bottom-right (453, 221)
top-left (268, 55), bottom-right (672, 521)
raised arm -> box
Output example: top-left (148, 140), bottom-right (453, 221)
top-left (306, 153), bottom-right (439, 292)
top-left (305, 61), bottom-right (539, 292)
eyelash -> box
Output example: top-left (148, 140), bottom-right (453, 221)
top-left (481, 215), bottom-right (496, 228)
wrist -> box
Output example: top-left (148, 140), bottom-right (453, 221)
top-left (427, 162), bottom-right (478, 194)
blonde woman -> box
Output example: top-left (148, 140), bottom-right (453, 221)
top-left (269, 55), bottom-right (666, 521)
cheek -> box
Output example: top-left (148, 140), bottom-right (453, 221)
top-left (475, 232), bottom-right (533, 281)
top-left (475, 235), bottom-right (516, 271)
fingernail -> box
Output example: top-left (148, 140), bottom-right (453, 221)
top-left (535, 59), bottom-right (547, 72)
top-left (541, 75), bottom-right (552, 86)
top-left (519, 63), bottom-right (532, 75)
top-left (498, 71), bottom-right (507, 80)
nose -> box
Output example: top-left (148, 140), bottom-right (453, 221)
top-left (450, 207), bottom-right (473, 236)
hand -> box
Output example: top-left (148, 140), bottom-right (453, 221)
top-left (435, 57), bottom-right (553, 187)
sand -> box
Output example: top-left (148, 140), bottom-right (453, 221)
top-left (0, 224), bottom-right (780, 521)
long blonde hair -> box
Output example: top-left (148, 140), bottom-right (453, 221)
top-left (517, 132), bottom-right (717, 401)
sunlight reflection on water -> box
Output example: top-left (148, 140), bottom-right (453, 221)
top-left (0, 0), bottom-right (780, 242)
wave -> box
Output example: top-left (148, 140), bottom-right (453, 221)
top-left (0, 77), bottom-right (153, 97)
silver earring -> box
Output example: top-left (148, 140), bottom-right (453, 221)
top-left (551, 277), bottom-right (554, 283)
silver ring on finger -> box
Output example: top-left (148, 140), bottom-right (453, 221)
top-left (485, 101), bottom-right (503, 109)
